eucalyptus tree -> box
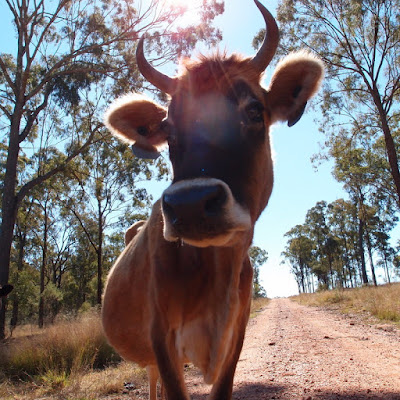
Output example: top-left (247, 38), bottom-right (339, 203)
top-left (292, 237), bottom-right (315, 293)
top-left (65, 129), bottom-right (155, 305)
top-left (326, 199), bottom-right (360, 287)
top-left (0, 0), bottom-right (224, 338)
top-left (284, 196), bottom-right (398, 290)
top-left (248, 246), bottom-right (268, 298)
top-left (282, 225), bottom-right (315, 293)
top-left (9, 194), bottom-right (41, 330)
top-left (271, 0), bottom-right (400, 207)
top-left (304, 201), bottom-right (337, 288)
top-left (62, 219), bottom-right (99, 310)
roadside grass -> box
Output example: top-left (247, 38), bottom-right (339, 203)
top-left (0, 310), bottom-right (135, 399)
top-left (0, 310), bottom-right (120, 380)
top-left (250, 297), bottom-right (269, 318)
top-left (0, 299), bottom-right (269, 399)
top-left (0, 361), bottom-right (145, 400)
top-left (292, 282), bottom-right (400, 324)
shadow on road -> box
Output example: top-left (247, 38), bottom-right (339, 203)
top-left (191, 383), bottom-right (285, 400)
top-left (192, 383), bottom-right (400, 400)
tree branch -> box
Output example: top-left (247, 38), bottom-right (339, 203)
top-left (16, 123), bottom-right (100, 207)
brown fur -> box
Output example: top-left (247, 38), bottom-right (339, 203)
top-left (103, 203), bottom-right (253, 399)
top-left (177, 55), bottom-right (262, 96)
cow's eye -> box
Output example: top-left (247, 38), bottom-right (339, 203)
top-left (245, 100), bottom-right (264, 123)
top-left (137, 126), bottom-right (148, 136)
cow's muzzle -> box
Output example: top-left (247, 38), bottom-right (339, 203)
top-left (161, 178), bottom-right (251, 247)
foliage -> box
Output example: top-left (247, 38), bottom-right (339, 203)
top-left (271, 0), bottom-right (400, 209)
top-left (282, 198), bottom-right (398, 292)
top-left (249, 246), bottom-right (268, 298)
top-left (266, 0), bottom-right (400, 296)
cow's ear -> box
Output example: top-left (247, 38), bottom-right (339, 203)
top-left (266, 51), bottom-right (324, 127)
top-left (104, 94), bottom-right (168, 157)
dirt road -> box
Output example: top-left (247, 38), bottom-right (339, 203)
top-left (186, 298), bottom-right (400, 399)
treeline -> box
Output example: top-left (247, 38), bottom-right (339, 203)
top-left (282, 200), bottom-right (399, 293)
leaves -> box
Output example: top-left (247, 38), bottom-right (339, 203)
top-left (282, 197), bottom-right (398, 292)
top-left (272, 0), bottom-right (400, 207)
top-left (249, 246), bottom-right (268, 298)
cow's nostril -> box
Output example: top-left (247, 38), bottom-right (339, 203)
top-left (162, 194), bottom-right (179, 225)
top-left (204, 185), bottom-right (227, 216)
top-left (162, 183), bottom-right (228, 224)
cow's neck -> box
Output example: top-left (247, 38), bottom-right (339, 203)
top-left (149, 202), bottom-right (253, 320)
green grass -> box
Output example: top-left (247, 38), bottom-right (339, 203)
top-left (292, 282), bottom-right (400, 324)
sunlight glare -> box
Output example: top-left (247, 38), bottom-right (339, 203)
top-left (164, 0), bottom-right (202, 27)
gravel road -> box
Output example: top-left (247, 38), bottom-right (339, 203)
top-left (186, 298), bottom-right (400, 399)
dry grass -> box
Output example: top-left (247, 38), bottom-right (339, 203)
top-left (292, 283), bottom-right (400, 324)
top-left (250, 297), bottom-right (269, 318)
top-left (0, 310), bottom-right (125, 399)
top-left (0, 361), bottom-right (146, 400)
top-left (0, 298), bottom-right (271, 399)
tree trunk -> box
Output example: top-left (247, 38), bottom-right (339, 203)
top-left (10, 228), bottom-right (27, 334)
top-left (365, 231), bottom-right (377, 286)
top-left (384, 257), bottom-right (391, 284)
top-left (358, 218), bottom-right (369, 285)
top-left (38, 202), bottom-right (49, 328)
top-left (0, 114), bottom-right (23, 339)
top-left (97, 204), bottom-right (104, 305)
top-left (371, 87), bottom-right (400, 208)
top-left (300, 264), bottom-right (305, 293)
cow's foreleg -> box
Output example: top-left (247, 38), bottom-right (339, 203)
top-left (208, 259), bottom-right (253, 400)
top-left (151, 314), bottom-right (189, 400)
top-left (207, 323), bottom-right (247, 400)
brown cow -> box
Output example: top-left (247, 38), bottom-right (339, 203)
top-left (102, 1), bottom-right (324, 399)
top-left (0, 284), bottom-right (13, 309)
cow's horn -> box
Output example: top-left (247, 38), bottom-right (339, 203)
top-left (250, 0), bottom-right (280, 72)
top-left (136, 37), bottom-right (178, 94)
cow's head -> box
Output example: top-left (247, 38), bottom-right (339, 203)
top-left (105, 0), bottom-right (323, 248)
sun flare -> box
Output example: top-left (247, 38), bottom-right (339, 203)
top-left (163, 0), bottom-right (202, 26)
